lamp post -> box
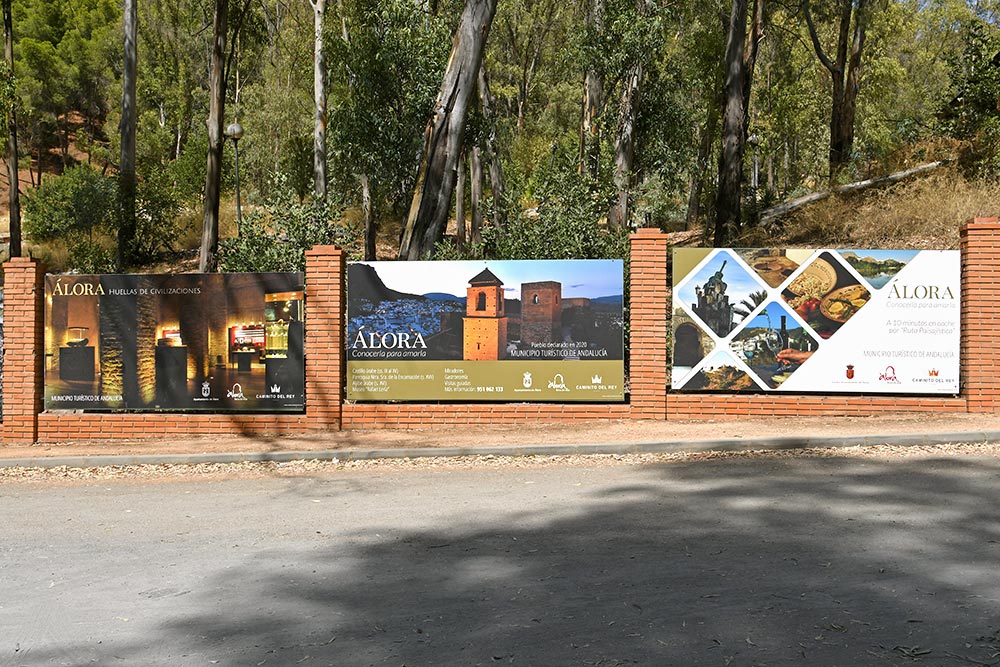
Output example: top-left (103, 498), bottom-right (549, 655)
top-left (747, 133), bottom-right (760, 193)
top-left (226, 121), bottom-right (244, 236)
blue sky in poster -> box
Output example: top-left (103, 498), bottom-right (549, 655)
top-left (743, 301), bottom-right (795, 331)
top-left (356, 260), bottom-right (624, 299)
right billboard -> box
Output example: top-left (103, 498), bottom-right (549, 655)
top-left (672, 248), bottom-right (960, 394)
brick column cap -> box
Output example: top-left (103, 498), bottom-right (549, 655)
top-left (305, 245), bottom-right (345, 257)
top-left (3, 256), bottom-right (40, 267)
top-left (631, 228), bottom-right (665, 239)
top-left (962, 217), bottom-right (1000, 235)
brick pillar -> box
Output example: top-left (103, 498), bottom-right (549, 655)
top-left (628, 228), bottom-right (669, 419)
top-left (3, 257), bottom-right (45, 443)
top-left (305, 245), bottom-right (345, 429)
top-left (961, 217), bottom-right (1000, 412)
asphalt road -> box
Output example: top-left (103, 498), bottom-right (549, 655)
top-left (4, 454), bottom-right (1000, 666)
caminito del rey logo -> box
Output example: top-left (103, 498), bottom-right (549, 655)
top-left (929, 369), bottom-right (939, 377)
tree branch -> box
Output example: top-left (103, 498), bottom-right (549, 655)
top-left (760, 160), bottom-right (951, 223)
top-left (802, 0), bottom-right (836, 74)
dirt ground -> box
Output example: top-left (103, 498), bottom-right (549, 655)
top-left (4, 411), bottom-right (1000, 462)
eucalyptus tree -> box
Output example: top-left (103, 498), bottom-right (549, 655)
top-left (802, 0), bottom-right (883, 180)
top-left (136, 0), bottom-right (207, 169)
top-left (4, 0), bottom-right (19, 257)
top-left (199, 0), bottom-right (252, 273)
top-left (118, 0), bottom-right (136, 271)
top-left (309, 0), bottom-right (326, 200)
top-left (606, 0), bottom-right (663, 230)
top-left (398, 0), bottom-right (498, 259)
top-left (328, 0), bottom-right (451, 260)
top-left (714, 0), bottom-right (765, 247)
top-left (580, 0), bottom-right (604, 176)
top-left (491, 0), bottom-right (566, 134)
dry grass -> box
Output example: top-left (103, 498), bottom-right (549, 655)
top-left (741, 167), bottom-right (1000, 249)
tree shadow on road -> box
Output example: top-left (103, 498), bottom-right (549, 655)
top-left (25, 453), bottom-right (1000, 666)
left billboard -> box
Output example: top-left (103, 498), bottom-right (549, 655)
top-left (44, 273), bottom-right (305, 412)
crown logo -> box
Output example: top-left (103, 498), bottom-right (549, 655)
top-left (591, 374), bottom-right (603, 384)
top-left (929, 369), bottom-right (939, 377)
top-left (270, 384), bottom-right (281, 393)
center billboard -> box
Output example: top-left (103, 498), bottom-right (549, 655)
top-left (346, 260), bottom-right (625, 401)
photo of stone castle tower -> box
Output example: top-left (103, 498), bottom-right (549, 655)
top-left (520, 281), bottom-right (561, 345)
top-left (463, 268), bottom-right (508, 360)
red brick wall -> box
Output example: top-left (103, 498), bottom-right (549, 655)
top-left (2, 221), bottom-right (997, 444)
top-left (2, 258), bottom-right (45, 443)
top-left (627, 228), bottom-right (670, 419)
top-left (304, 245), bottom-right (345, 429)
top-left (961, 218), bottom-right (999, 412)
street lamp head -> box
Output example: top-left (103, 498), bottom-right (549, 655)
top-left (225, 122), bottom-right (244, 142)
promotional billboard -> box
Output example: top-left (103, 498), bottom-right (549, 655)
top-left (347, 260), bottom-right (624, 401)
top-left (44, 273), bottom-right (305, 411)
top-left (672, 248), bottom-right (960, 394)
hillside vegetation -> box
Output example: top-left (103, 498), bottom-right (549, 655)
top-left (1, 0), bottom-right (999, 271)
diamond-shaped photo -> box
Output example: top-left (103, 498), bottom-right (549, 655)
top-left (730, 301), bottom-right (820, 388)
top-left (672, 308), bottom-right (713, 387)
top-left (675, 250), bottom-right (767, 338)
top-left (837, 249), bottom-right (919, 290)
top-left (781, 252), bottom-right (870, 339)
top-left (736, 248), bottom-right (814, 289)
top-left (680, 349), bottom-right (759, 392)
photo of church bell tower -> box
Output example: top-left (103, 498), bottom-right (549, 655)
top-left (463, 268), bottom-right (508, 360)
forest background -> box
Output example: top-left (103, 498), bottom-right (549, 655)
top-left (2, 0), bottom-right (1000, 276)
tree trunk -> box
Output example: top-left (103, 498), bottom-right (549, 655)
top-left (470, 146), bottom-right (483, 246)
top-left (685, 104), bottom-right (717, 231)
top-left (118, 0), bottom-right (138, 271)
top-left (199, 0), bottom-right (228, 273)
top-left (804, 0), bottom-right (870, 181)
top-left (455, 150), bottom-right (466, 249)
top-left (310, 0), bottom-right (327, 200)
top-left (579, 0), bottom-right (604, 177)
top-left (608, 62), bottom-right (642, 230)
top-left (3, 0), bottom-right (20, 258)
top-left (361, 173), bottom-right (376, 260)
top-left (713, 0), bottom-right (749, 247)
top-left (398, 0), bottom-right (497, 260)
top-left (478, 62), bottom-right (506, 230)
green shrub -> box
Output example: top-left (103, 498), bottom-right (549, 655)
top-left (218, 175), bottom-right (362, 272)
top-left (23, 164), bottom-right (181, 272)
top-left (23, 165), bottom-right (118, 272)
top-left (435, 152), bottom-right (629, 262)
top-left (132, 170), bottom-right (182, 264)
